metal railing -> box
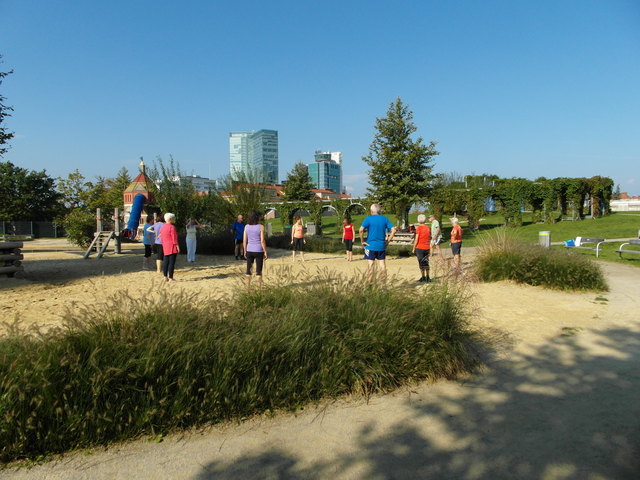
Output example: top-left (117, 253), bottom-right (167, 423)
top-left (0, 221), bottom-right (66, 238)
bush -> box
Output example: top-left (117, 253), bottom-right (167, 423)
top-left (0, 276), bottom-right (478, 461)
top-left (179, 229), bottom-right (235, 255)
top-left (474, 228), bottom-right (608, 291)
top-left (61, 210), bottom-right (95, 247)
top-left (266, 234), bottom-right (345, 253)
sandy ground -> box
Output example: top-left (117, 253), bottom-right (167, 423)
top-left (1, 240), bottom-right (639, 479)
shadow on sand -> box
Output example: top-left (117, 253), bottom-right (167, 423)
top-left (193, 327), bottom-right (640, 480)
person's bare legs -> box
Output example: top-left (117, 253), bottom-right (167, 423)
top-left (300, 251), bottom-right (305, 262)
top-left (378, 259), bottom-right (387, 282)
top-left (156, 259), bottom-right (162, 274)
top-left (292, 250), bottom-right (296, 263)
top-left (367, 259), bottom-right (376, 281)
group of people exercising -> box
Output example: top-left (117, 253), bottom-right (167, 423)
top-left (230, 204), bottom-right (463, 284)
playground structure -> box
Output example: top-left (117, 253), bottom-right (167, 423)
top-left (84, 160), bottom-right (155, 259)
top-left (0, 241), bottom-right (24, 277)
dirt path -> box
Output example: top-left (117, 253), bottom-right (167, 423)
top-left (1, 243), bottom-right (639, 479)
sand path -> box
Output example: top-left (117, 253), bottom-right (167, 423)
top-left (1, 242), bottom-right (639, 479)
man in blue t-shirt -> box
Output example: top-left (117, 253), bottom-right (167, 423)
top-left (359, 204), bottom-right (396, 279)
top-left (231, 214), bottom-right (246, 260)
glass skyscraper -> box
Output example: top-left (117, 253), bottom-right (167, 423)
top-left (307, 151), bottom-right (342, 193)
top-left (229, 130), bottom-right (279, 185)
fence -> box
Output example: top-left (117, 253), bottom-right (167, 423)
top-left (0, 221), bottom-right (66, 238)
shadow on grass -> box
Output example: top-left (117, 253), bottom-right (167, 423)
top-left (193, 327), bottom-right (640, 480)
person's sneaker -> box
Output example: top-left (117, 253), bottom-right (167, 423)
top-left (418, 277), bottom-right (425, 282)
top-left (235, 255), bottom-right (239, 260)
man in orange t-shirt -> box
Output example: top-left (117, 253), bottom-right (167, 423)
top-left (450, 217), bottom-right (463, 271)
top-left (412, 214), bottom-right (432, 282)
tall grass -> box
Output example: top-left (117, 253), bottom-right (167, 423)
top-left (0, 275), bottom-right (478, 461)
top-left (474, 228), bottom-right (608, 291)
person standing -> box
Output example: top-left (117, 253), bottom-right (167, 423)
top-left (159, 213), bottom-right (180, 282)
top-left (359, 204), bottom-right (396, 280)
top-left (341, 217), bottom-right (355, 261)
top-left (429, 214), bottom-right (444, 262)
top-left (185, 218), bottom-right (204, 263)
top-left (450, 217), bottom-right (463, 272)
top-left (243, 210), bottom-right (268, 286)
top-left (412, 214), bottom-right (432, 282)
top-left (231, 215), bottom-right (246, 260)
top-left (142, 216), bottom-right (155, 271)
top-left (290, 216), bottom-right (306, 263)
top-left (152, 213), bottom-right (164, 274)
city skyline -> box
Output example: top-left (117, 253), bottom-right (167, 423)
top-left (1, 1), bottom-right (638, 196)
top-left (229, 130), bottom-right (279, 185)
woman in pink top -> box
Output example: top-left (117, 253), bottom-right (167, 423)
top-left (159, 213), bottom-right (180, 282)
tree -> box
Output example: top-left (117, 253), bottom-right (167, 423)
top-left (363, 97), bottom-right (438, 227)
top-left (0, 161), bottom-right (61, 220)
top-left (612, 184), bottom-right (621, 201)
top-left (0, 56), bottom-right (13, 158)
top-left (103, 167), bottom-right (132, 211)
top-left (57, 169), bottom-right (94, 209)
top-left (282, 162), bottom-right (314, 201)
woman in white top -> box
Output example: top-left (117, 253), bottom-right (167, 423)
top-left (185, 219), bottom-right (204, 263)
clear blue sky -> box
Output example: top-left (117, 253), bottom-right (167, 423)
top-left (2, 0), bottom-right (639, 195)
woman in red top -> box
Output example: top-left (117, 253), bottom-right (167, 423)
top-left (159, 213), bottom-right (180, 282)
top-left (412, 214), bottom-right (432, 282)
top-left (341, 218), bottom-right (355, 261)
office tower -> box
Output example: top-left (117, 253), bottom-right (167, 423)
top-left (307, 151), bottom-right (343, 193)
top-left (229, 130), bottom-right (279, 184)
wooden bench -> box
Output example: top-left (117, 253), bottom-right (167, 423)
top-left (565, 237), bottom-right (605, 258)
top-left (615, 239), bottom-right (640, 259)
top-left (389, 232), bottom-right (414, 246)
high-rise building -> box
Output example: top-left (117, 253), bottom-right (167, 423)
top-left (307, 151), bottom-right (342, 193)
top-left (229, 130), bottom-right (279, 184)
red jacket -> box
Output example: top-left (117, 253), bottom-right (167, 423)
top-left (160, 223), bottom-right (179, 255)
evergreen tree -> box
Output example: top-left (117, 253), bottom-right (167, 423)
top-left (282, 162), bottom-right (315, 201)
top-left (0, 56), bottom-right (14, 158)
top-left (363, 97), bottom-right (438, 227)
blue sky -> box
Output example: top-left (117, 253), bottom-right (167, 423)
top-left (2, 0), bottom-right (639, 195)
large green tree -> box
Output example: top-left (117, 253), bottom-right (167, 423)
top-left (0, 161), bottom-right (61, 220)
top-left (282, 162), bottom-right (314, 201)
top-left (363, 97), bottom-right (438, 227)
top-left (0, 56), bottom-right (13, 158)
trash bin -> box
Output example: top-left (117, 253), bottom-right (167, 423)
top-left (539, 231), bottom-right (551, 248)
top-left (306, 222), bottom-right (316, 236)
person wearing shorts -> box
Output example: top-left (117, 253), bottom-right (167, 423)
top-left (243, 210), bottom-right (268, 285)
top-left (412, 214), bottom-right (432, 282)
top-left (142, 216), bottom-right (155, 271)
top-left (429, 214), bottom-right (444, 261)
top-left (359, 204), bottom-right (396, 280)
top-left (152, 214), bottom-right (164, 274)
top-left (342, 218), bottom-right (354, 261)
top-left (450, 217), bottom-right (463, 272)
top-left (231, 215), bottom-right (245, 260)
top-left (290, 216), bottom-right (305, 263)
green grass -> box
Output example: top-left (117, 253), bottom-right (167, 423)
top-left (551, 241), bottom-right (640, 268)
top-left (268, 212), bottom-right (640, 267)
top-left (0, 274), bottom-right (478, 461)
top-left (474, 228), bottom-right (608, 291)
